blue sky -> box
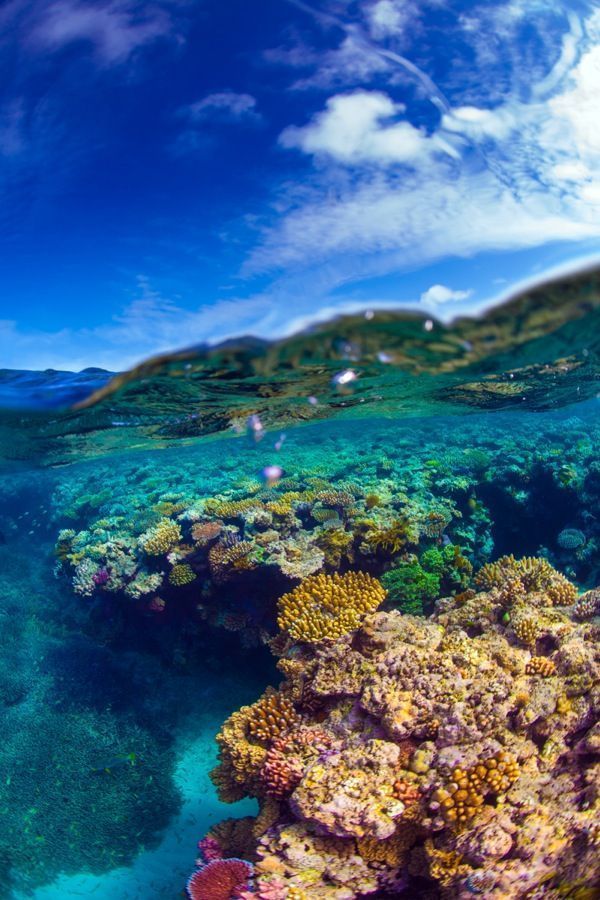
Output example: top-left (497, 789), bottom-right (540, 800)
top-left (1, 0), bottom-right (600, 371)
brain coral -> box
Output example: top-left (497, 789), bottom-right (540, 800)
top-left (209, 564), bottom-right (599, 898)
top-left (277, 571), bottom-right (386, 642)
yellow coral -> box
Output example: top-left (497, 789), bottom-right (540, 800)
top-left (213, 498), bottom-right (261, 519)
top-left (513, 614), bottom-right (540, 646)
top-left (367, 517), bottom-right (417, 555)
top-left (277, 572), bottom-right (386, 642)
top-left (168, 563), bottom-right (195, 586)
top-left (424, 839), bottom-right (469, 887)
top-left (357, 830), bottom-right (415, 866)
top-left (139, 518), bottom-right (182, 555)
top-left (431, 751), bottom-right (519, 827)
top-left (211, 704), bottom-right (268, 802)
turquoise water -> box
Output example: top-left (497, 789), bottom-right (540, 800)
top-left (1, 267), bottom-right (599, 899)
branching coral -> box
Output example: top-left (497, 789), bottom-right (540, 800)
top-left (139, 518), bottom-right (182, 555)
top-left (277, 571), bottom-right (386, 642)
top-left (475, 554), bottom-right (577, 605)
top-left (260, 728), bottom-right (332, 799)
top-left (365, 516), bottom-right (418, 556)
top-left (246, 691), bottom-right (300, 745)
top-left (208, 538), bottom-right (254, 582)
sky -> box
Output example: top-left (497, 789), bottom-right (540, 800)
top-left (1, 0), bottom-right (600, 372)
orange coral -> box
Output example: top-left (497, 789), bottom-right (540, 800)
top-left (246, 691), bottom-right (300, 745)
top-left (431, 751), bottom-right (519, 827)
top-left (526, 656), bottom-right (557, 676)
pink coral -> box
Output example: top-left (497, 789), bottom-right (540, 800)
top-left (187, 858), bottom-right (253, 900)
top-left (197, 834), bottom-right (223, 863)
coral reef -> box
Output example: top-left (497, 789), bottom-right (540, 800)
top-left (204, 563), bottom-right (599, 898)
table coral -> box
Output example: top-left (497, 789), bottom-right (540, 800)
top-left (277, 571), bottom-right (386, 643)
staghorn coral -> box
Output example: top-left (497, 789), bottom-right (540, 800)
top-left (139, 517), bottom-right (182, 555)
top-left (277, 571), bottom-right (386, 643)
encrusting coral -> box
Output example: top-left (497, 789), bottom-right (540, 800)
top-left (203, 559), bottom-right (599, 898)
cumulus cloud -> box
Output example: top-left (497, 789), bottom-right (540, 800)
top-left (280, 90), bottom-right (448, 165)
top-left (420, 284), bottom-right (473, 305)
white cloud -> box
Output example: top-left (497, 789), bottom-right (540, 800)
top-left (251, 13), bottom-right (600, 282)
top-left (184, 92), bottom-right (260, 123)
top-left (280, 90), bottom-right (447, 165)
top-left (420, 284), bottom-right (473, 305)
top-left (28, 0), bottom-right (177, 65)
top-left (368, 1), bottom-right (412, 38)
top-left (290, 35), bottom-right (391, 90)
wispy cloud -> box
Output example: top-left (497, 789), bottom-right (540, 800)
top-left (247, 6), bottom-right (600, 287)
top-left (27, 0), bottom-right (180, 65)
top-left (183, 91), bottom-right (261, 123)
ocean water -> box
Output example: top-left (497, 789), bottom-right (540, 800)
top-left (0, 267), bottom-right (599, 899)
